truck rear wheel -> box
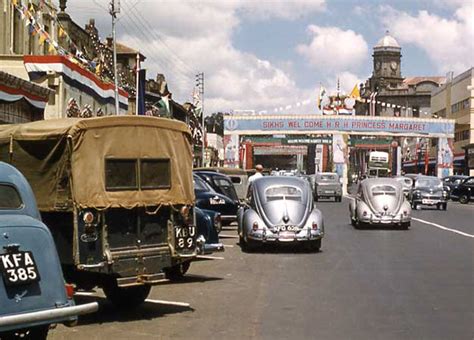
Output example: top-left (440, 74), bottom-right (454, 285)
top-left (164, 262), bottom-right (191, 281)
top-left (102, 281), bottom-right (151, 308)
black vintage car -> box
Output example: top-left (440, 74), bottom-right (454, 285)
top-left (451, 176), bottom-right (474, 204)
top-left (194, 175), bottom-right (239, 225)
top-left (442, 175), bottom-right (468, 199)
top-left (409, 175), bottom-right (449, 210)
top-left (194, 171), bottom-right (240, 203)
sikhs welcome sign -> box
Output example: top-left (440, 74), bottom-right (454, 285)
top-left (224, 114), bottom-right (454, 138)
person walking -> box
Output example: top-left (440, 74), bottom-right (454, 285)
top-left (248, 164), bottom-right (264, 186)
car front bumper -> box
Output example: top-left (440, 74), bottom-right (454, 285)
top-left (316, 190), bottom-right (342, 197)
top-left (248, 229), bottom-right (324, 243)
top-left (359, 215), bottom-right (410, 225)
top-left (0, 302), bottom-right (98, 332)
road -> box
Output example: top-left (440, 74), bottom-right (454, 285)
top-left (50, 199), bottom-right (473, 340)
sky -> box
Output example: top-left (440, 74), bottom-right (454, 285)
top-left (61, 0), bottom-right (473, 114)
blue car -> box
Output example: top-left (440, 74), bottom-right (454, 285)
top-left (194, 174), bottom-right (239, 225)
top-left (0, 162), bottom-right (97, 339)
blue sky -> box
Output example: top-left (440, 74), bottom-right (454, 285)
top-left (65, 0), bottom-right (472, 113)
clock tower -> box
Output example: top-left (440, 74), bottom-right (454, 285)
top-left (371, 31), bottom-right (403, 90)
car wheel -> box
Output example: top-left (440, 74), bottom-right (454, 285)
top-left (337, 196), bottom-right (342, 202)
top-left (103, 280), bottom-right (151, 308)
top-left (164, 261), bottom-right (191, 281)
top-left (311, 239), bottom-right (321, 252)
top-left (411, 202), bottom-right (417, 210)
top-left (459, 194), bottom-right (470, 204)
top-left (401, 222), bottom-right (410, 230)
top-left (241, 233), bottom-right (258, 252)
top-left (314, 195), bottom-right (319, 202)
top-left (442, 203), bottom-right (447, 211)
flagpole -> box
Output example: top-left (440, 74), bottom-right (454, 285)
top-left (110, 0), bottom-right (120, 115)
top-left (136, 52), bottom-right (139, 115)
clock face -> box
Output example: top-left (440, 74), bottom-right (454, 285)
top-left (391, 61), bottom-right (398, 70)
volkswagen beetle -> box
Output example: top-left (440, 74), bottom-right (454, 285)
top-left (349, 178), bottom-right (411, 229)
top-left (0, 162), bottom-right (97, 339)
top-left (237, 177), bottom-right (324, 252)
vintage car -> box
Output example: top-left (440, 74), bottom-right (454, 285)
top-left (237, 177), bottom-right (324, 251)
top-left (393, 176), bottom-right (413, 198)
top-left (442, 175), bottom-right (468, 199)
top-left (194, 174), bottom-right (239, 225)
top-left (165, 207), bottom-right (224, 281)
top-left (451, 176), bottom-right (474, 204)
top-left (194, 167), bottom-right (248, 201)
top-left (0, 162), bottom-right (97, 339)
top-left (409, 175), bottom-right (448, 210)
top-left (193, 171), bottom-right (240, 203)
top-left (349, 178), bottom-right (411, 229)
top-left (0, 116), bottom-right (198, 308)
top-left (314, 172), bottom-right (342, 202)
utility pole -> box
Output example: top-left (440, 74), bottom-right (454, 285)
top-left (109, 0), bottom-right (120, 115)
top-left (196, 72), bottom-right (205, 166)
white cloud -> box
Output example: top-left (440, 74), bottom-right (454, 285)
top-left (380, 4), bottom-right (473, 74)
top-left (63, 0), bottom-right (326, 113)
top-left (296, 25), bottom-right (369, 74)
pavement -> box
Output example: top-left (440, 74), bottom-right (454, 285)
top-left (50, 198), bottom-right (474, 340)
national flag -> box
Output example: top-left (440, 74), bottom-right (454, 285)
top-left (349, 84), bottom-right (360, 100)
top-left (59, 26), bottom-right (65, 38)
top-left (136, 69), bottom-right (146, 115)
top-left (48, 42), bottom-right (56, 53)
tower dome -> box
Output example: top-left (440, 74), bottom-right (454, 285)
top-left (374, 31), bottom-right (401, 52)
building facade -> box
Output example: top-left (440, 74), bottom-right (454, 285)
top-left (431, 68), bottom-right (474, 175)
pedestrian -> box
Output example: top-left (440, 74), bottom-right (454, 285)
top-left (247, 164), bottom-right (264, 197)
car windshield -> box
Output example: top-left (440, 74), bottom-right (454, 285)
top-left (265, 185), bottom-right (302, 202)
top-left (318, 174), bottom-right (337, 181)
top-left (194, 176), bottom-right (216, 193)
top-left (416, 178), bottom-right (442, 188)
top-left (371, 185), bottom-right (397, 196)
top-left (0, 184), bottom-right (23, 209)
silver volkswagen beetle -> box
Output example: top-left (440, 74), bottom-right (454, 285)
top-left (237, 177), bottom-right (324, 251)
top-left (349, 178), bottom-right (411, 229)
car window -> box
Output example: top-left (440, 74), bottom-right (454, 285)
top-left (230, 176), bottom-right (241, 184)
top-left (265, 185), bottom-right (302, 202)
top-left (465, 178), bottom-right (474, 185)
top-left (194, 176), bottom-right (216, 193)
top-left (371, 185), bottom-right (397, 196)
top-left (319, 174), bottom-right (337, 181)
top-left (0, 184), bottom-right (23, 209)
top-left (415, 178), bottom-right (442, 188)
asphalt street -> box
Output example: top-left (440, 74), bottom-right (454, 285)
top-left (50, 198), bottom-right (473, 340)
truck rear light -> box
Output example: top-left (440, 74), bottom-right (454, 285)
top-left (83, 211), bottom-right (94, 224)
top-left (65, 283), bottom-right (75, 299)
top-left (252, 221), bottom-right (258, 231)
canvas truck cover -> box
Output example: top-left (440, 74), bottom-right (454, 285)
top-left (0, 116), bottom-right (195, 210)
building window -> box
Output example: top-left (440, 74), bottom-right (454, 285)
top-left (454, 130), bottom-right (470, 142)
top-left (452, 99), bottom-right (469, 113)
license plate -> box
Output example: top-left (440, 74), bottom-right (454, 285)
top-left (325, 190), bottom-right (334, 194)
top-left (422, 199), bottom-right (436, 204)
top-left (279, 232), bottom-right (295, 241)
top-left (174, 226), bottom-right (196, 250)
top-left (0, 251), bottom-right (40, 286)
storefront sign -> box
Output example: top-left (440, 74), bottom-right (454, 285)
top-left (283, 137), bottom-right (332, 145)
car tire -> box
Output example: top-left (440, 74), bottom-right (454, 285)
top-left (442, 203), bottom-right (447, 211)
top-left (401, 222), bottom-right (410, 230)
top-left (337, 196), bottom-right (342, 202)
top-left (311, 239), bottom-right (321, 252)
top-left (103, 281), bottom-right (151, 308)
top-left (164, 261), bottom-right (191, 281)
top-left (314, 195), bottom-right (319, 202)
top-left (459, 194), bottom-right (470, 204)
top-left (241, 233), bottom-right (258, 252)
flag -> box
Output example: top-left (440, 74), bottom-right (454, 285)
top-left (38, 33), bottom-right (46, 45)
top-left (12, 0), bottom-right (18, 5)
top-left (48, 42), bottom-right (56, 53)
top-left (349, 84), bottom-right (360, 100)
top-left (59, 26), bottom-right (65, 38)
top-left (317, 85), bottom-right (326, 110)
